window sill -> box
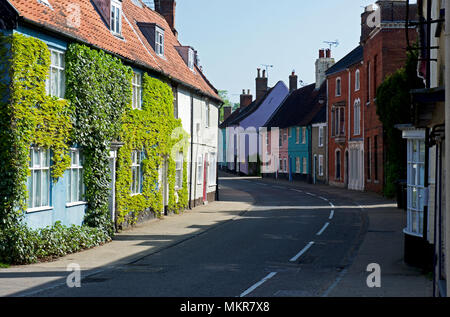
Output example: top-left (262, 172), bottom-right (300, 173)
top-left (403, 228), bottom-right (423, 238)
top-left (130, 193), bottom-right (143, 197)
top-left (27, 206), bottom-right (54, 214)
top-left (66, 201), bottom-right (87, 208)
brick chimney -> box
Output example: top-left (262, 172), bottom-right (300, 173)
top-left (255, 68), bottom-right (268, 101)
top-left (223, 106), bottom-right (232, 121)
top-left (155, 0), bottom-right (177, 37)
top-left (240, 89), bottom-right (253, 108)
top-left (289, 71), bottom-right (298, 93)
top-left (315, 49), bottom-right (335, 89)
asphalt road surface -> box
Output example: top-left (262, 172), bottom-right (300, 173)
top-left (31, 176), bottom-right (367, 297)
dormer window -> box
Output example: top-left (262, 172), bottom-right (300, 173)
top-left (155, 26), bottom-right (164, 57)
top-left (188, 48), bottom-right (194, 70)
top-left (111, 0), bottom-right (122, 36)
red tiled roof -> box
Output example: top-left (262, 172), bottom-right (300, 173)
top-left (7, 0), bottom-right (221, 102)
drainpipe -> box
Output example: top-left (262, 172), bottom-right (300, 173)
top-left (445, 0), bottom-right (450, 296)
top-left (216, 103), bottom-right (223, 201)
top-left (189, 94), bottom-right (194, 209)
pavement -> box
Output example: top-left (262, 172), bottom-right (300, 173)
top-left (0, 172), bottom-right (432, 297)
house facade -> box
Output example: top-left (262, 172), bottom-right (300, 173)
top-left (402, 0), bottom-right (449, 297)
top-left (220, 72), bottom-right (289, 176)
top-left (326, 46), bottom-right (364, 190)
top-left (0, 0), bottom-right (221, 231)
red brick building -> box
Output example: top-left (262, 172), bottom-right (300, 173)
top-left (326, 46), bottom-right (364, 189)
top-left (361, 1), bottom-right (417, 193)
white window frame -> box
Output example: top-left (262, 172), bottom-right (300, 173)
top-left (188, 48), bottom-right (195, 70)
top-left (66, 148), bottom-right (85, 204)
top-left (318, 155), bottom-right (324, 176)
top-left (336, 77), bottom-right (341, 96)
top-left (46, 48), bottom-right (65, 99)
top-left (296, 157), bottom-right (300, 174)
top-left (355, 69), bottom-right (360, 91)
top-left (302, 127), bottom-right (306, 144)
top-left (175, 152), bottom-right (183, 190)
top-left (318, 126), bottom-right (324, 147)
top-left (283, 158), bottom-right (287, 172)
top-left (155, 26), bottom-right (165, 57)
top-left (205, 103), bottom-right (210, 128)
top-left (197, 155), bottom-right (203, 185)
top-left (354, 99), bottom-right (361, 135)
top-left (208, 153), bottom-right (217, 186)
top-left (110, 0), bottom-right (122, 36)
top-left (405, 138), bottom-right (426, 237)
top-left (279, 159), bottom-right (283, 172)
top-left (27, 148), bottom-right (51, 212)
top-left (302, 157), bottom-right (307, 175)
top-left (131, 150), bottom-right (142, 195)
top-left (132, 72), bottom-right (142, 110)
top-left (296, 127), bottom-right (300, 144)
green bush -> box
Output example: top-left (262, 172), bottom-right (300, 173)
top-left (0, 221), bottom-right (111, 265)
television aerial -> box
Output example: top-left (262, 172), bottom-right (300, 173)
top-left (323, 40), bottom-right (339, 50)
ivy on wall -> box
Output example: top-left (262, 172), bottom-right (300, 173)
top-left (115, 74), bottom-right (189, 227)
top-left (376, 48), bottom-right (424, 197)
top-left (0, 33), bottom-right (72, 232)
top-left (65, 43), bottom-right (133, 234)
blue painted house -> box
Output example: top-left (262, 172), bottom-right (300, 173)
top-left (0, 0), bottom-right (222, 230)
top-left (263, 81), bottom-right (327, 183)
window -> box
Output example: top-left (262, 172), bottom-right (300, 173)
top-left (318, 126), bottom-right (324, 147)
top-left (279, 131), bottom-right (283, 146)
top-left (66, 149), bottom-right (84, 203)
top-left (354, 99), bottom-right (361, 135)
top-left (155, 26), bottom-right (164, 56)
top-left (188, 48), bottom-right (195, 70)
top-left (302, 157), bottom-right (307, 174)
top-left (332, 106), bottom-right (345, 137)
top-left (205, 103), bottom-right (210, 128)
top-left (132, 72), bottom-right (142, 110)
top-left (336, 150), bottom-right (341, 180)
top-left (296, 127), bottom-right (300, 144)
top-left (283, 130), bottom-right (287, 142)
top-left (296, 157), bottom-right (300, 174)
top-left (336, 77), bottom-right (341, 96)
top-left (279, 159), bottom-right (283, 172)
top-left (110, 0), bottom-right (122, 35)
top-left (406, 139), bottom-right (426, 236)
top-left (302, 127), bottom-right (306, 144)
top-left (209, 153), bottom-right (216, 186)
top-left (318, 155), bottom-right (324, 176)
top-left (175, 152), bottom-right (183, 189)
top-left (46, 49), bottom-right (65, 99)
top-left (131, 151), bottom-right (142, 195)
top-left (197, 155), bottom-right (203, 185)
top-left (373, 55), bottom-right (378, 99)
top-left (355, 69), bottom-right (360, 91)
top-left (283, 159), bottom-right (287, 172)
top-left (27, 148), bottom-right (51, 210)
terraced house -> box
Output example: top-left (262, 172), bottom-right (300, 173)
top-left (0, 0), bottom-right (221, 232)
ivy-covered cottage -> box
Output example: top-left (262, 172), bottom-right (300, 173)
top-left (0, 0), bottom-right (221, 263)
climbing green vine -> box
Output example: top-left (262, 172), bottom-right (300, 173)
top-left (65, 43), bottom-right (133, 234)
top-left (0, 33), bottom-right (72, 231)
top-left (115, 74), bottom-right (189, 227)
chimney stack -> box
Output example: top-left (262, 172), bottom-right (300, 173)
top-left (256, 68), bottom-right (268, 101)
top-left (240, 89), bottom-right (253, 108)
top-left (315, 48), bottom-right (335, 89)
top-left (155, 0), bottom-right (177, 37)
top-left (223, 106), bottom-right (232, 121)
top-left (289, 71), bottom-right (298, 93)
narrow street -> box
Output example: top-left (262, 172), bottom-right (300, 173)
top-left (23, 175), bottom-right (367, 297)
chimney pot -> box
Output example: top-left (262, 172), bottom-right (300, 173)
top-left (262, 69), bottom-right (266, 78)
top-left (257, 68), bottom-right (261, 78)
top-left (326, 49), bottom-right (331, 58)
top-left (247, 89), bottom-right (250, 95)
top-left (319, 49), bottom-right (325, 58)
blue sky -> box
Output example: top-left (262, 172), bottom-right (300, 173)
top-left (176, 0), bottom-right (377, 103)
